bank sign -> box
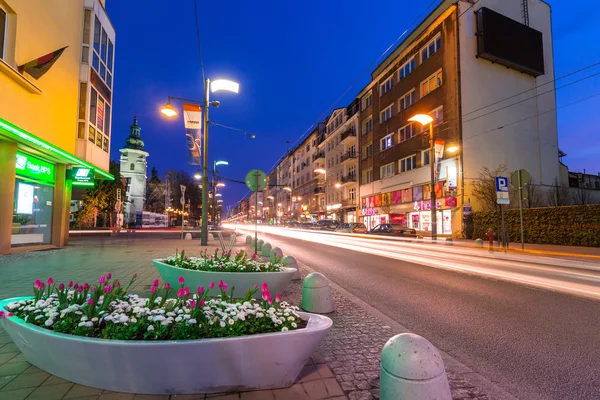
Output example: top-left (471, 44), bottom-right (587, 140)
top-left (69, 167), bottom-right (95, 186)
top-left (15, 152), bottom-right (55, 184)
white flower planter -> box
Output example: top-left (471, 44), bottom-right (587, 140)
top-left (152, 259), bottom-right (296, 299)
top-left (0, 297), bottom-right (332, 395)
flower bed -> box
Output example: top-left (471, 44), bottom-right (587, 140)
top-left (164, 249), bottom-right (285, 273)
top-left (1, 274), bottom-right (301, 340)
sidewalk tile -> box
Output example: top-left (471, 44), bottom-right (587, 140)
top-left (169, 395), bottom-right (206, 400)
top-left (298, 365), bottom-right (320, 382)
top-left (64, 384), bottom-right (104, 398)
top-left (0, 362), bottom-right (30, 377)
top-left (0, 343), bottom-right (19, 353)
top-left (0, 375), bottom-right (16, 390)
top-left (6, 353), bottom-right (26, 364)
top-left (42, 375), bottom-right (71, 385)
top-left (0, 387), bottom-right (35, 400)
top-left (272, 384), bottom-right (309, 400)
top-left (26, 382), bottom-right (73, 399)
top-left (0, 371), bottom-right (49, 390)
top-left (239, 391), bottom-right (275, 399)
top-left (205, 394), bottom-right (239, 400)
top-left (0, 351), bottom-right (18, 364)
top-left (98, 393), bottom-right (136, 400)
top-left (301, 380), bottom-right (328, 400)
top-left (315, 364), bottom-right (334, 379)
top-left (22, 365), bottom-right (44, 374)
top-left (322, 379), bottom-right (344, 397)
top-left (132, 395), bottom-right (171, 399)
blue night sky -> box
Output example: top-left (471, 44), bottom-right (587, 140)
top-left (106, 0), bottom-right (600, 209)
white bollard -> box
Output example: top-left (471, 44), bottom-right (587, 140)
top-left (208, 233), bottom-right (214, 241)
top-left (261, 242), bottom-right (272, 257)
top-left (282, 255), bottom-right (301, 280)
top-left (302, 272), bottom-right (334, 314)
top-left (184, 233), bottom-right (192, 240)
top-left (475, 238), bottom-right (483, 247)
top-left (380, 333), bottom-right (451, 400)
top-left (245, 235), bottom-right (252, 244)
top-left (445, 238), bottom-right (453, 246)
top-left (270, 247), bottom-right (283, 262)
top-left (256, 239), bottom-right (264, 250)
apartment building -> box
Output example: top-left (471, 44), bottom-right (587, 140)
top-left (358, 0), bottom-right (558, 235)
top-left (0, 0), bottom-right (115, 253)
top-left (290, 128), bottom-right (320, 221)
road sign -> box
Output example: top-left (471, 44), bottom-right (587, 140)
top-left (462, 203), bottom-right (472, 216)
top-left (510, 169), bottom-right (531, 188)
top-left (180, 197), bottom-right (185, 206)
top-left (245, 169), bottom-right (267, 192)
top-left (180, 184), bottom-right (187, 194)
top-left (495, 176), bottom-right (510, 204)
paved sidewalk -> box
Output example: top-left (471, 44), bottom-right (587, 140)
top-left (0, 237), bottom-right (345, 400)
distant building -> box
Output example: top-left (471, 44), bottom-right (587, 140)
top-left (119, 117), bottom-right (149, 225)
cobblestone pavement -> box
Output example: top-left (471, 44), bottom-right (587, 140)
top-left (0, 237), bottom-right (345, 400)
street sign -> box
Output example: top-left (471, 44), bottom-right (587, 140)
top-left (462, 203), bottom-right (472, 216)
top-left (510, 169), bottom-right (531, 188)
top-left (510, 169), bottom-right (531, 250)
top-left (245, 169), bottom-right (267, 192)
top-left (180, 197), bottom-right (185, 206)
top-left (180, 184), bottom-right (187, 194)
top-left (495, 176), bottom-right (510, 204)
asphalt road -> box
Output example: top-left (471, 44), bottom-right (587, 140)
top-left (256, 231), bottom-right (600, 400)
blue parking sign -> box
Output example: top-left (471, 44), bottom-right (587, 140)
top-left (495, 177), bottom-right (509, 192)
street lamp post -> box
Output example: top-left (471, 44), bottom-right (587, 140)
top-left (409, 114), bottom-right (437, 241)
top-left (160, 79), bottom-right (239, 245)
top-left (212, 161), bottom-right (228, 227)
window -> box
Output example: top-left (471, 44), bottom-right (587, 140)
top-left (380, 133), bottom-right (394, 151)
top-left (421, 69), bottom-right (443, 97)
top-left (399, 155), bottom-right (417, 173)
top-left (422, 150), bottom-right (431, 166)
top-left (362, 169), bottom-right (373, 184)
top-left (431, 106), bottom-right (444, 126)
top-left (380, 104), bottom-right (393, 124)
top-left (82, 9), bottom-right (91, 45)
top-left (362, 92), bottom-right (373, 109)
top-left (78, 83), bottom-right (87, 120)
top-left (0, 7), bottom-right (6, 59)
top-left (398, 57), bottom-right (415, 80)
top-left (398, 89), bottom-right (416, 111)
top-left (306, 144), bottom-right (310, 152)
top-left (362, 143), bottom-right (372, 160)
top-left (93, 16), bottom-right (101, 52)
top-left (107, 40), bottom-right (114, 71)
top-left (421, 33), bottom-right (442, 62)
top-left (399, 123), bottom-right (415, 142)
top-left (89, 88), bottom-right (98, 125)
top-left (349, 187), bottom-right (356, 201)
top-left (379, 76), bottom-right (393, 96)
top-left (380, 163), bottom-right (395, 179)
top-left (130, 163), bottom-right (135, 171)
top-left (105, 104), bottom-right (111, 137)
top-left (362, 118), bottom-right (373, 135)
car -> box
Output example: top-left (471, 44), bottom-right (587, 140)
top-left (299, 222), bottom-right (315, 230)
top-left (367, 224), bottom-right (417, 238)
top-left (314, 220), bottom-right (340, 231)
top-left (335, 223), bottom-right (368, 234)
top-left (284, 221), bottom-right (299, 228)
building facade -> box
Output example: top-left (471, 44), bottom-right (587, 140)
top-left (0, 0), bottom-right (114, 253)
top-left (119, 117), bottom-right (148, 226)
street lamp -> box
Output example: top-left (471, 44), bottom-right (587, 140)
top-left (160, 78), bottom-right (239, 245)
top-left (216, 182), bottom-right (225, 188)
top-left (314, 168), bottom-right (327, 220)
top-left (408, 113), bottom-right (437, 240)
top-left (194, 172), bottom-right (202, 180)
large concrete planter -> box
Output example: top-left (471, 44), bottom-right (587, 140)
top-left (152, 259), bottom-right (296, 299)
top-left (0, 297), bottom-right (332, 395)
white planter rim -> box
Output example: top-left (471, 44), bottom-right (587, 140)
top-left (0, 297), bottom-right (331, 346)
top-left (153, 258), bottom-right (294, 275)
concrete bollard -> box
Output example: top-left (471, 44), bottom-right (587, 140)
top-left (302, 273), bottom-right (334, 314)
top-left (380, 333), bottom-right (451, 400)
top-left (261, 242), bottom-right (272, 257)
top-left (245, 235), bottom-right (252, 244)
top-left (445, 238), bottom-right (453, 246)
top-left (184, 233), bottom-right (192, 240)
top-left (475, 238), bottom-right (483, 247)
top-left (270, 247), bottom-right (283, 262)
top-left (282, 255), bottom-right (301, 280)
top-left (257, 239), bottom-right (264, 250)
top-left (208, 233), bottom-right (214, 241)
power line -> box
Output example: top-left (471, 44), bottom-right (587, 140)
top-left (210, 121), bottom-right (257, 139)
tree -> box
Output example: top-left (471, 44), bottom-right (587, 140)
top-left (572, 186), bottom-right (593, 205)
top-left (145, 166), bottom-right (165, 213)
top-left (163, 170), bottom-right (201, 218)
top-left (547, 179), bottom-right (571, 207)
top-left (471, 165), bottom-right (507, 211)
top-left (524, 181), bottom-right (545, 208)
top-left (149, 166), bottom-right (160, 184)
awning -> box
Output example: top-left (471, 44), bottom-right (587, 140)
top-left (0, 117), bottom-right (113, 180)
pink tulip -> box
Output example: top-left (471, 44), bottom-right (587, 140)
top-left (164, 283), bottom-right (171, 290)
top-left (58, 283), bottom-right (65, 291)
top-left (218, 280), bottom-right (224, 288)
top-left (98, 276), bottom-right (106, 285)
top-left (208, 282), bottom-right (215, 290)
top-left (178, 276), bottom-right (185, 285)
top-left (252, 254), bottom-right (258, 259)
top-left (275, 294), bottom-right (282, 302)
top-left (262, 291), bottom-right (268, 301)
top-left (198, 286), bottom-right (205, 295)
top-left (34, 279), bottom-right (42, 289)
top-left (47, 277), bottom-right (54, 286)
top-left (39, 283), bottom-right (45, 291)
top-left (267, 295), bottom-right (273, 305)
top-left (104, 285), bottom-right (112, 294)
top-left (115, 281), bottom-right (121, 287)
top-left (184, 287), bottom-right (190, 296)
top-left (90, 287), bottom-right (96, 293)
top-left (68, 281), bottom-right (74, 288)
top-left (77, 286), bottom-right (84, 293)
top-left (0, 311), bottom-right (4, 318)
top-left (254, 285), bottom-right (259, 289)
top-left (133, 273), bottom-right (138, 279)
top-left (87, 298), bottom-right (94, 306)
top-left (222, 283), bottom-right (228, 291)
top-left (150, 286), bottom-right (157, 294)
top-left (189, 300), bottom-right (196, 308)
top-left (83, 283), bottom-right (89, 290)
top-left (153, 279), bottom-right (159, 287)
top-left (74, 283), bottom-right (79, 290)
top-left (177, 288), bottom-right (185, 298)
top-left (199, 298), bottom-right (205, 307)
top-left (261, 282), bottom-right (269, 292)
top-left (106, 273), bottom-right (112, 280)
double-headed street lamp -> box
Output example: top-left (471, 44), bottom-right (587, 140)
top-left (160, 79), bottom-right (239, 245)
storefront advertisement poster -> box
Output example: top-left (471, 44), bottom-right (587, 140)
top-left (401, 188), bottom-right (413, 203)
top-left (390, 213), bottom-right (407, 226)
top-left (368, 196), bottom-right (375, 208)
top-left (382, 192), bottom-right (391, 205)
top-left (374, 194), bottom-right (382, 207)
top-left (435, 182), bottom-right (443, 198)
top-left (16, 182), bottom-right (34, 214)
top-left (361, 197), bottom-right (367, 208)
top-left (97, 97), bottom-right (105, 132)
top-left (423, 184), bottom-right (431, 200)
top-left (413, 186), bottom-right (423, 202)
top-left (445, 196), bottom-right (458, 207)
top-left (391, 190), bottom-right (402, 204)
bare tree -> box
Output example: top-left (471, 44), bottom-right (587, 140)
top-left (472, 165), bottom-right (508, 211)
top-left (547, 179), bottom-right (571, 207)
top-left (525, 182), bottom-right (545, 208)
top-left (572, 186), bottom-right (593, 205)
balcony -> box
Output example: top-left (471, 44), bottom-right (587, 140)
top-left (340, 151), bottom-right (357, 164)
top-left (314, 187), bottom-right (325, 194)
top-left (341, 173), bottom-right (357, 185)
top-left (342, 198), bottom-right (358, 208)
top-left (312, 151), bottom-right (325, 163)
top-left (340, 128), bottom-right (357, 144)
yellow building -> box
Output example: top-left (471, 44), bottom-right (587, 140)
top-left (0, 0), bottom-right (114, 253)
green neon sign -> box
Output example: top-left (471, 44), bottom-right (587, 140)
top-left (70, 167), bottom-right (95, 186)
top-left (15, 152), bottom-right (55, 184)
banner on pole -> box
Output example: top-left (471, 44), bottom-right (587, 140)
top-left (183, 104), bottom-right (202, 165)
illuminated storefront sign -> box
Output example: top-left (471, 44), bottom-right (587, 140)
top-left (362, 208), bottom-right (377, 215)
top-left (15, 152), bottom-right (55, 184)
top-left (69, 167), bottom-right (95, 186)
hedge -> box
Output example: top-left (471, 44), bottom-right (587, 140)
top-left (472, 204), bottom-right (600, 247)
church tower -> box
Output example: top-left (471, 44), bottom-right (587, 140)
top-left (119, 117), bottom-right (149, 225)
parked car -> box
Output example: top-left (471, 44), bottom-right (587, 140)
top-left (367, 224), bottom-right (417, 238)
top-left (299, 222), bottom-right (315, 230)
top-left (284, 221), bottom-right (299, 228)
top-left (335, 223), bottom-right (368, 234)
top-left (314, 220), bottom-right (340, 231)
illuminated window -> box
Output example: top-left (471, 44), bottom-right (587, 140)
top-left (421, 69), bottom-right (443, 97)
top-left (380, 134), bottom-right (394, 151)
top-left (398, 123), bottom-right (415, 143)
top-left (380, 163), bottom-right (395, 179)
top-left (399, 155), bottom-right (417, 173)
